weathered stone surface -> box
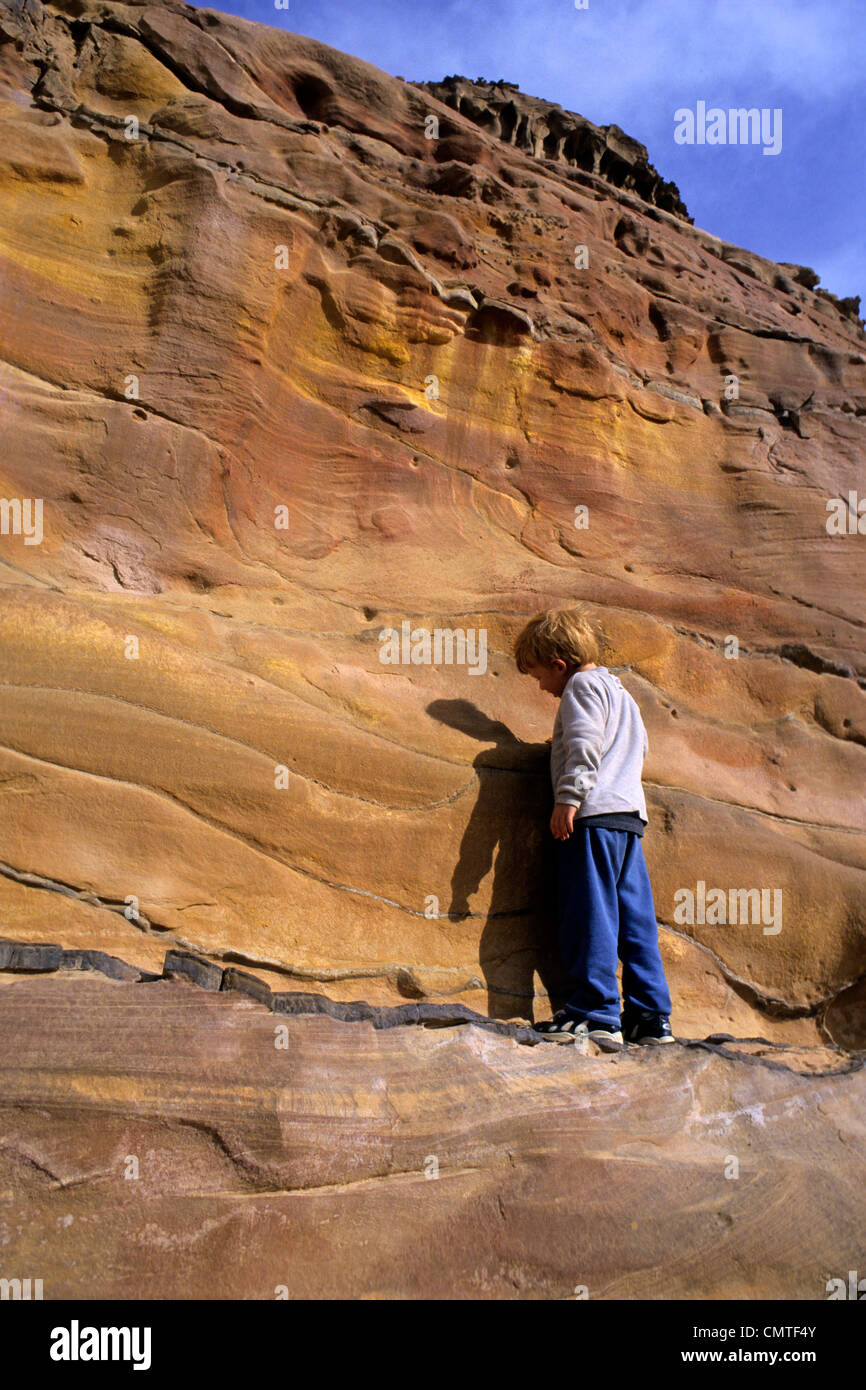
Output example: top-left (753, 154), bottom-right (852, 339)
top-left (414, 76), bottom-right (691, 219)
top-left (221, 963), bottom-right (272, 1006)
top-left (0, 935), bottom-right (609, 1043)
top-left (0, 972), bottom-right (862, 1299)
top-left (0, 0), bottom-right (863, 1062)
top-left (57, 946), bottom-right (145, 980)
top-left (0, 937), bottom-right (63, 971)
top-left (163, 948), bottom-right (224, 990)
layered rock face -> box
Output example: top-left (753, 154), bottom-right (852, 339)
top-left (1, 967), bottom-right (864, 1300)
top-left (0, 0), bottom-right (864, 1061)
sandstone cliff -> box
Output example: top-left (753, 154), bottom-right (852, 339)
top-left (1, 959), bottom-right (863, 1300)
top-left (0, 0), bottom-right (864, 1298)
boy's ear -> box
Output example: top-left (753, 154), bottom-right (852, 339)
top-left (551, 657), bottom-right (567, 672)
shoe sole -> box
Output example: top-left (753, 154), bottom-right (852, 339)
top-left (629, 1035), bottom-right (676, 1045)
top-left (535, 1028), bottom-right (624, 1046)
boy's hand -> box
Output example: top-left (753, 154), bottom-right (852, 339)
top-left (550, 803), bottom-right (576, 840)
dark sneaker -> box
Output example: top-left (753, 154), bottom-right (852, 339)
top-left (621, 1009), bottom-right (675, 1045)
top-left (534, 1011), bottom-right (623, 1045)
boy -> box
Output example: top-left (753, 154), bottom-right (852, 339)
top-left (514, 607), bottom-right (674, 1047)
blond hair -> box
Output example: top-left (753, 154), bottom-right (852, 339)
top-left (513, 606), bottom-right (601, 673)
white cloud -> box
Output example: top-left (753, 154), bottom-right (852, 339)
top-left (424, 0), bottom-right (863, 120)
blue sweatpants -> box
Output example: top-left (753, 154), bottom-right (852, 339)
top-left (555, 825), bottom-right (672, 1027)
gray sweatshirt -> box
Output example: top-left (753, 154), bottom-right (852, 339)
top-left (551, 666), bottom-right (648, 818)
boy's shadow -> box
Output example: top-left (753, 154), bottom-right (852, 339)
top-left (427, 699), bottom-right (569, 1021)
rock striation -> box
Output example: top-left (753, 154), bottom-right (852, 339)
top-left (0, 965), bottom-right (864, 1299)
top-left (0, 0), bottom-right (864, 1062)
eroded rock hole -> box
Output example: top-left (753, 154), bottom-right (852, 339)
top-left (294, 75), bottom-right (334, 122)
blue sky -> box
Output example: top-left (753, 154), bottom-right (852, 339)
top-left (192, 0), bottom-right (865, 313)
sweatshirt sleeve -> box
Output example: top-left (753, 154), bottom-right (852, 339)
top-left (555, 679), bottom-right (607, 807)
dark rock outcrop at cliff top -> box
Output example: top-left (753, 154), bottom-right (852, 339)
top-left (413, 74), bottom-right (691, 220)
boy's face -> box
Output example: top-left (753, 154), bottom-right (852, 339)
top-left (524, 658), bottom-right (573, 697)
